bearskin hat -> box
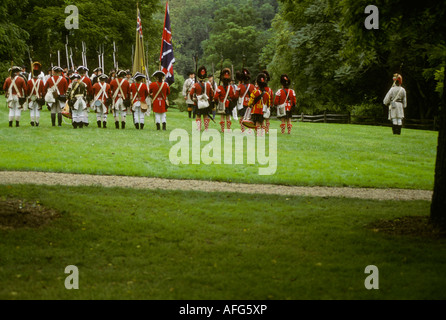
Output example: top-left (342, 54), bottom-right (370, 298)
top-left (220, 68), bottom-right (232, 82)
top-left (256, 73), bottom-right (267, 88)
top-left (32, 62), bottom-right (42, 77)
top-left (280, 74), bottom-right (291, 87)
top-left (197, 66), bottom-right (207, 80)
top-left (241, 68), bottom-right (251, 81)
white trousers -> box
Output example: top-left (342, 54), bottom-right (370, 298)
top-left (8, 100), bottom-right (21, 121)
top-left (114, 110), bottom-right (127, 122)
top-left (49, 101), bottom-right (63, 114)
top-left (28, 101), bottom-right (41, 123)
top-left (155, 112), bottom-right (166, 124)
top-left (133, 107), bottom-right (145, 124)
top-left (392, 118), bottom-right (403, 126)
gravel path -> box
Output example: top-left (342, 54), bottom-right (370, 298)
top-left (0, 171), bottom-right (432, 201)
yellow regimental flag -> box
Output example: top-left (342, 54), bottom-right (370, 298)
top-left (132, 5), bottom-right (147, 77)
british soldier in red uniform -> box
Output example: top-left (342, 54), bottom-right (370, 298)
top-left (130, 72), bottom-right (150, 130)
top-left (44, 66), bottom-right (68, 127)
top-left (26, 62), bottom-right (45, 127)
top-left (235, 68), bottom-right (254, 132)
top-left (77, 66), bottom-right (93, 127)
top-left (248, 73), bottom-right (271, 136)
top-left (110, 70), bottom-right (131, 129)
top-left (149, 70), bottom-right (171, 131)
top-left (92, 74), bottom-right (112, 128)
top-left (262, 70), bottom-right (273, 134)
top-left (3, 66), bottom-right (27, 127)
top-left (274, 74), bottom-right (297, 134)
top-left (190, 66), bottom-right (214, 131)
top-left (214, 68), bottom-right (236, 133)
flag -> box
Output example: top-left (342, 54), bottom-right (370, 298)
top-left (160, 1), bottom-right (175, 84)
top-left (133, 5), bottom-right (148, 77)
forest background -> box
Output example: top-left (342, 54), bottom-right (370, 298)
top-left (0, 0), bottom-right (445, 118)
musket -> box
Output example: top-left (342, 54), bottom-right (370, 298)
top-left (70, 48), bottom-right (75, 71)
top-left (58, 50), bottom-right (61, 67)
top-left (66, 35), bottom-right (70, 70)
top-left (28, 46), bottom-right (33, 77)
top-left (98, 45), bottom-right (101, 69)
top-left (113, 41), bottom-right (117, 70)
top-left (102, 44), bottom-right (105, 71)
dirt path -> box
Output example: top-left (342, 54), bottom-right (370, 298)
top-left (0, 171), bottom-right (432, 201)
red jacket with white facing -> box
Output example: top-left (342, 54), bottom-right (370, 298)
top-left (130, 82), bottom-right (150, 105)
top-left (110, 78), bottom-right (131, 103)
top-left (149, 81), bottom-right (170, 113)
top-left (44, 75), bottom-right (68, 96)
top-left (213, 84), bottom-right (236, 108)
top-left (189, 81), bottom-right (214, 104)
top-left (3, 75), bottom-right (27, 101)
top-left (26, 78), bottom-right (45, 101)
top-left (274, 88), bottom-right (296, 111)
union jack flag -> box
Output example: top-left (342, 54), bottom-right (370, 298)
top-left (160, 1), bottom-right (175, 84)
top-left (137, 9), bottom-right (143, 39)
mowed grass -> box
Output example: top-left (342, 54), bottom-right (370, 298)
top-left (0, 96), bottom-right (437, 190)
top-left (1, 184), bottom-right (445, 300)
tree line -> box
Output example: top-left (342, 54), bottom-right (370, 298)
top-left (1, 0), bottom-right (444, 119)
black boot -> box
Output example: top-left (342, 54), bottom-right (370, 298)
top-left (51, 114), bottom-right (56, 127)
top-left (188, 111), bottom-right (191, 118)
top-left (115, 121), bottom-right (119, 129)
top-left (78, 122), bottom-right (83, 129)
top-left (162, 122), bottom-right (166, 131)
top-left (392, 125), bottom-right (396, 135)
top-left (58, 113), bottom-right (62, 126)
top-left (135, 123), bottom-right (140, 129)
top-left (121, 121), bottom-right (126, 129)
top-left (140, 123), bottom-right (144, 130)
top-left (36, 122), bottom-right (39, 127)
top-left (397, 125), bottom-right (402, 135)
top-left (83, 122), bottom-right (89, 127)
top-left (30, 121), bottom-right (35, 126)
top-left (9, 121), bottom-right (13, 127)
top-left (156, 123), bottom-right (161, 130)
top-left (97, 120), bottom-right (102, 128)
top-left (103, 121), bottom-right (107, 128)
top-left (16, 121), bottom-right (19, 127)
top-left (73, 122), bottom-right (78, 129)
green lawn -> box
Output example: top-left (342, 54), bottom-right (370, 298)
top-left (1, 184), bottom-right (445, 300)
top-left (0, 96), bottom-right (437, 190)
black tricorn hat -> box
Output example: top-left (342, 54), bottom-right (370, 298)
top-left (197, 66), bottom-right (207, 80)
top-left (117, 70), bottom-right (127, 77)
top-left (280, 74), bottom-right (291, 87)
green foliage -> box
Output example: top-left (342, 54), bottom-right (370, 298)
top-left (1, 0), bottom-right (162, 82)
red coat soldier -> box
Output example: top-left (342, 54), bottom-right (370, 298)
top-left (27, 62), bottom-right (45, 126)
top-left (130, 72), bottom-right (150, 130)
top-left (149, 70), bottom-right (171, 130)
top-left (190, 66), bottom-right (214, 131)
top-left (44, 66), bottom-right (68, 127)
top-left (92, 74), bottom-right (112, 128)
top-left (214, 68), bottom-right (236, 132)
top-left (110, 70), bottom-right (131, 129)
top-left (274, 74), bottom-right (297, 134)
top-left (3, 66), bottom-right (27, 127)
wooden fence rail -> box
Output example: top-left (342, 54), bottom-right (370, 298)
top-left (270, 111), bottom-right (438, 131)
